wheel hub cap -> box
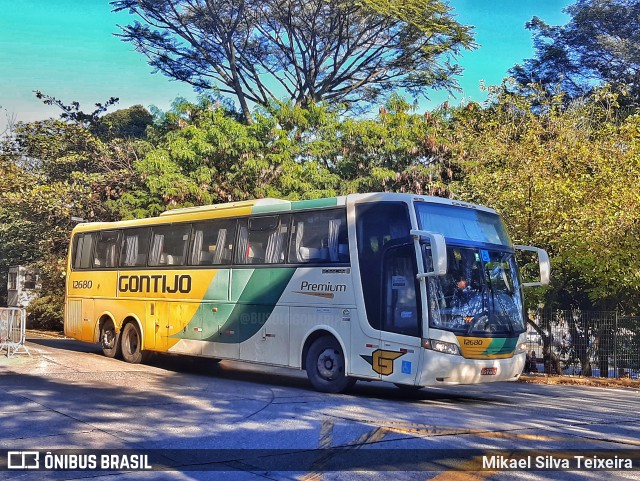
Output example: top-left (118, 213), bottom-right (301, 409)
top-left (103, 330), bottom-right (115, 348)
top-left (317, 348), bottom-right (340, 379)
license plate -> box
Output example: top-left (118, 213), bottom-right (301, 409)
top-left (481, 367), bottom-right (497, 375)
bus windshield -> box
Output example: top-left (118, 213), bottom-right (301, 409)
top-left (415, 202), bottom-right (512, 246)
top-left (424, 245), bottom-right (525, 335)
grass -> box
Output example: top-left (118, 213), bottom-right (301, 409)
top-left (519, 373), bottom-right (640, 389)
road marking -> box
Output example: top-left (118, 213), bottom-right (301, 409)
top-left (319, 419), bottom-right (334, 449)
top-left (301, 420), bottom-right (334, 481)
top-left (302, 424), bottom-right (390, 480)
top-left (349, 426), bottom-right (389, 445)
top-left (337, 419), bottom-right (596, 443)
top-left (383, 425), bottom-right (572, 442)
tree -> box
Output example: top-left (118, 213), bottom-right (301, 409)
top-left (330, 94), bottom-right (456, 195)
top-left (32, 92), bottom-right (154, 141)
top-left (97, 104), bottom-right (154, 140)
top-left (113, 94), bottom-right (456, 216)
top-left (122, 96), bottom-right (342, 216)
top-left (442, 83), bottom-right (640, 312)
top-left (0, 104), bottom-right (17, 139)
top-left (111, 0), bottom-right (474, 122)
top-left (34, 91), bottom-right (120, 128)
top-left (0, 102), bottom-right (149, 326)
top-left (510, 0), bottom-right (640, 106)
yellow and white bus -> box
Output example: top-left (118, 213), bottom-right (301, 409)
top-left (64, 193), bottom-right (549, 392)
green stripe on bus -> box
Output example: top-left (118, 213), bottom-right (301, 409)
top-left (291, 198), bottom-right (337, 210)
top-left (235, 268), bottom-right (296, 305)
top-left (203, 269), bottom-right (231, 300)
top-left (195, 268), bottom-right (296, 343)
top-left (483, 337), bottom-right (518, 355)
top-left (230, 268), bottom-right (254, 301)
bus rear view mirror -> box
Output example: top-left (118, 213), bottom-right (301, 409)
top-left (411, 230), bottom-right (447, 278)
top-left (515, 245), bottom-right (550, 287)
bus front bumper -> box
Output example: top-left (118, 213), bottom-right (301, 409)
top-left (418, 352), bottom-right (526, 386)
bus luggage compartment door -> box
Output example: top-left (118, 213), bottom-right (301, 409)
top-left (81, 299), bottom-right (95, 342)
top-left (240, 306), bottom-right (290, 366)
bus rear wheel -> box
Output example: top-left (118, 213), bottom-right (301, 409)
top-left (121, 323), bottom-right (149, 364)
top-left (100, 322), bottom-right (121, 359)
top-left (306, 336), bottom-right (355, 393)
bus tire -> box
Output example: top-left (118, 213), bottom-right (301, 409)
top-left (306, 336), bottom-right (355, 393)
top-left (100, 321), bottom-right (121, 359)
top-left (121, 323), bottom-right (149, 364)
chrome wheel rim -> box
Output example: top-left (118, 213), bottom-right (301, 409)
top-left (317, 347), bottom-right (341, 380)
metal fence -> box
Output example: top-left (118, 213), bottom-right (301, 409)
top-left (524, 310), bottom-right (640, 379)
top-left (0, 307), bottom-right (30, 357)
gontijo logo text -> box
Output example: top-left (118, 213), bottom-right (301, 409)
top-left (118, 274), bottom-right (192, 294)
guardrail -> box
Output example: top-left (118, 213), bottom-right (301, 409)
top-left (0, 307), bottom-right (30, 357)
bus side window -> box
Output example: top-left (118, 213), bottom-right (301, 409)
top-left (119, 228), bottom-right (151, 268)
top-left (92, 230), bottom-right (121, 268)
top-left (190, 220), bottom-right (236, 266)
top-left (73, 233), bottom-right (95, 270)
top-left (288, 209), bottom-right (348, 264)
top-left (236, 215), bottom-right (290, 265)
top-left (149, 224), bottom-right (191, 266)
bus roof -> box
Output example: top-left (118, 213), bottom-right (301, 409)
top-left (159, 198), bottom-right (289, 217)
top-left (71, 193), bottom-right (498, 233)
top-left (345, 192), bottom-right (498, 215)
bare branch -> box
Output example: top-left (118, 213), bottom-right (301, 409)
top-left (112, 0), bottom-right (475, 114)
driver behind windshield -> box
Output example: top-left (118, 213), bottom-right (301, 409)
top-left (451, 270), bottom-right (484, 326)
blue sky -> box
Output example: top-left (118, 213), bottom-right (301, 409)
top-left (0, 0), bottom-right (572, 131)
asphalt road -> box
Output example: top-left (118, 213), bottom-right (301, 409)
top-left (1, 335), bottom-right (639, 481)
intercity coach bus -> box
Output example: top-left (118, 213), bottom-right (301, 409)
top-left (64, 193), bottom-right (549, 393)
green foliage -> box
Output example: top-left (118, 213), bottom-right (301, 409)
top-left (0, 105), bottom-right (151, 319)
top-left (96, 104), bottom-right (153, 140)
top-left (127, 96), bottom-right (455, 216)
top-left (27, 295), bottom-right (64, 330)
top-left (443, 83), bottom-right (640, 312)
top-left (25, 255), bottom-right (67, 331)
top-left (130, 98), bottom-right (343, 215)
top-left (334, 95), bottom-right (455, 195)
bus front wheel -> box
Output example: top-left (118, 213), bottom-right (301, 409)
top-left (121, 323), bottom-right (149, 364)
top-left (100, 322), bottom-right (121, 359)
top-left (306, 336), bottom-right (355, 393)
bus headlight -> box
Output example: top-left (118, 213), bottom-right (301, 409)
top-left (422, 338), bottom-right (461, 356)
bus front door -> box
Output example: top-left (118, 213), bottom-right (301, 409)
top-left (377, 244), bottom-right (422, 386)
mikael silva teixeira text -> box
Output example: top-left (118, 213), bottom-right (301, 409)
top-left (482, 455), bottom-right (634, 470)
